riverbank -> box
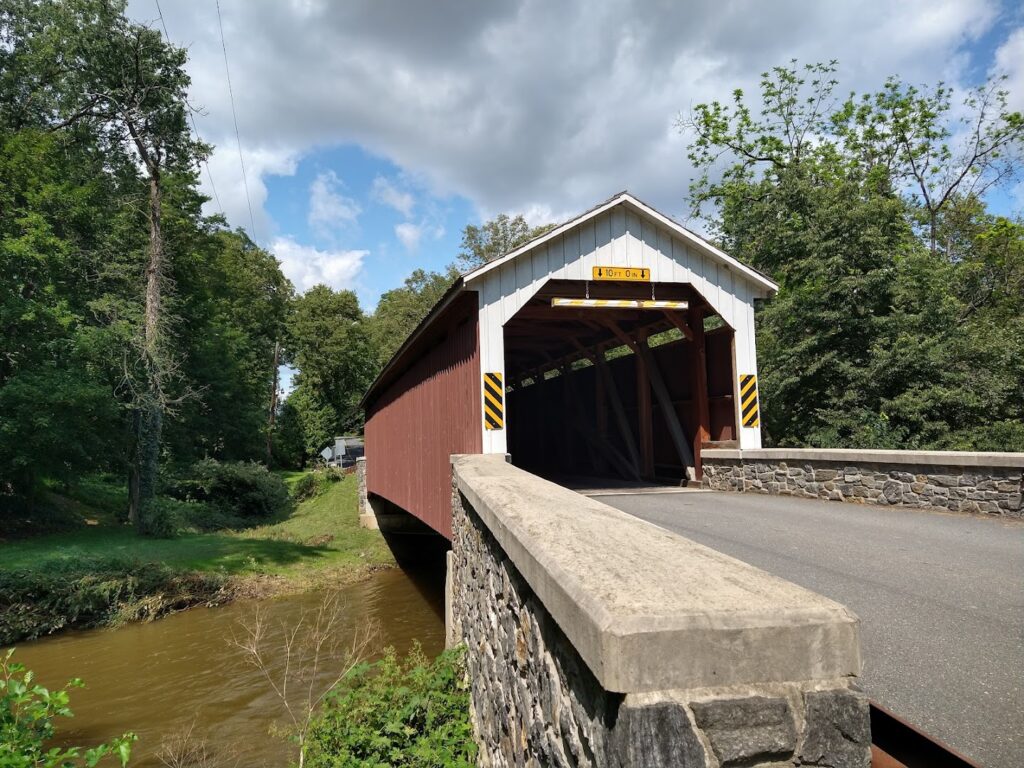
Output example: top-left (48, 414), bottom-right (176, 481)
top-left (13, 566), bottom-right (448, 768)
top-left (0, 472), bottom-right (395, 644)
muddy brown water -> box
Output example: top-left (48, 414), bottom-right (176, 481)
top-left (14, 567), bottom-right (446, 767)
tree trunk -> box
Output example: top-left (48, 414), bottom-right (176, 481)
top-left (929, 209), bottom-right (938, 256)
top-left (145, 172), bottom-right (164, 354)
top-left (134, 169), bottom-right (165, 534)
top-left (128, 463), bottom-right (140, 527)
top-left (128, 409), bottom-right (141, 527)
top-left (136, 402), bottom-right (161, 533)
top-left (266, 340), bottom-right (280, 466)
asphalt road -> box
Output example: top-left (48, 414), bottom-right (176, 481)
top-left (594, 490), bottom-right (1024, 768)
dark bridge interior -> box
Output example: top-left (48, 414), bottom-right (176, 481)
top-left (503, 280), bottom-right (737, 485)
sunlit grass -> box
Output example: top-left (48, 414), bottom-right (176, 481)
top-left (0, 474), bottom-right (393, 585)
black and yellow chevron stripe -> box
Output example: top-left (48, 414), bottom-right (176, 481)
top-left (740, 374), bottom-right (759, 428)
top-left (483, 372), bottom-right (504, 430)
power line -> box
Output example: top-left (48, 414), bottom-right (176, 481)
top-left (215, 0), bottom-right (258, 239)
top-left (153, 0), bottom-right (225, 216)
top-left (193, 116), bottom-right (225, 215)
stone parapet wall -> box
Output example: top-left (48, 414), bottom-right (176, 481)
top-left (702, 448), bottom-right (1023, 517)
top-left (450, 454), bottom-right (871, 767)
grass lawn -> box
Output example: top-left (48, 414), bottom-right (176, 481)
top-left (0, 474), bottom-right (394, 588)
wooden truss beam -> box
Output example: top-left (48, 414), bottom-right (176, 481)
top-left (688, 307), bottom-right (711, 480)
top-left (603, 319), bottom-right (696, 482)
top-left (571, 339), bottom-right (642, 478)
top-left (635, 328), bottom-right (655, 478)
top-left (662, 311), bottom-right (695, 342)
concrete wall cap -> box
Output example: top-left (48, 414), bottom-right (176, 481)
top-left (701, 447), bottom-right (1024, 469)
top-left (451, 454), bottom-right (862, 694)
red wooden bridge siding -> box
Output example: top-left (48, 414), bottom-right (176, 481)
top-left (364, 293), bottom-right (481, 538)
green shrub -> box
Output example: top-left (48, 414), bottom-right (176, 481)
top-left (178, 460), bottom-right (291, 521)
top-left (141, 497), bottom-right (184, 538)
top-left (0, 648), bottom-right (135, 767)
top-left (292, 472), bottom-right (320, 501)
top-left (306, 644), bottom-right (475, 768)
top-left (322, 466), bottom-right (349, 484)
top-left (146, 494), bottom-right (245, 533)
top-left (177, 501), bottom-right (248, 532)
top-left (0, 556), bottom-right (226, 645)
top-left (289, 468), bottom-right (348, 504)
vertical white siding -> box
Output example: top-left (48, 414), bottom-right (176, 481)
top-left (734, 280), bottom-right (763, 449)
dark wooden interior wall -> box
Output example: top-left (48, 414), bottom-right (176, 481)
top-left (508, 327), bottom-right (735, 480)
top-left (364, 294), bottom-right (481, 538)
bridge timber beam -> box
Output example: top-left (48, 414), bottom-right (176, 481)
top-left (603, 319), bottom-right (697, 482)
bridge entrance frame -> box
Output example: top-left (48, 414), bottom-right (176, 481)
top-left (362, 191), bottom-right (777, 537)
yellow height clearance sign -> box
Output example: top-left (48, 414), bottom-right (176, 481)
top-left (483, 372), bottom-right (504, 430)
top-left (591, 266), bottom-right (650, 281)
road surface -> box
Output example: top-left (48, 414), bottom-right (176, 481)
top-left (593, 489), bottom-right (1024, 768)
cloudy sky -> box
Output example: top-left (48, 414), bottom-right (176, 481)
top-left (130, 0), bottom-right (1024, 308)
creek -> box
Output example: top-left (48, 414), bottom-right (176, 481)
top-left (14, 566), bottom-right (446, 767)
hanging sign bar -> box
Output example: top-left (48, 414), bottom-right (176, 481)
top-left (592, 266), bottom-right (650, 281)
top-left (551, 298), bottom-right (688, 310)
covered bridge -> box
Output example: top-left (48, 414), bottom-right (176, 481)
top-left (361, 192), bottom-right (778, 538)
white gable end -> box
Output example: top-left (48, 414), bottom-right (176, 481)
top-left (465, 194), bottom-right (773, 455)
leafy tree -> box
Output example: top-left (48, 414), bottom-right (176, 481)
top-left (0, 368), bottom-right (121, 510)
top-left (871, 207), bottom-right (1024, 450)
top-left (286, 386), bottom-right (338, 461)
top-left (288, 286), bottom-right (376, 450)
top-left (834, 76), bottom-right (1024, 254)
top-left (2, 0), bottom-right (207, 532)
top-left (456, 213), bottom-right (554, 270)
top-left (370, 267), bottom-right (458, 365)
top-left (683, 60), bottom-right (1024, 450)
top-left (0, 97), bottom-right (138, 507)
top-left (166, 228), bottom-right (293, 466)
top-left (0, 2), bottom-right (293, 522)
top-left (271, 399), bottom-right (307, 469)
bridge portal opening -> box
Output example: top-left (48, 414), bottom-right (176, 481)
top-left (503, 280), bottom-right (737, 485)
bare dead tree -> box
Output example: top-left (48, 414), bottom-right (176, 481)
top-left (230, 592), bottom-right (379, 768)
top-left (25, 6), bottom-right (206, 531)
top-left (157, 722), bottom-right (239, 768)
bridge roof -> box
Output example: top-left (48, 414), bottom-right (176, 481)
top-left (462, 191), bottom-right (778, 294)
top-left (362, 191), bottom-right (776, 408)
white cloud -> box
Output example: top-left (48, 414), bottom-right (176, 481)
top-left (203, 144), bottom-right (297, 240)
top-left (271, 236), bottom-right (367, 292)
top-left (394, 222), bottom-right (423, 251)
top-left (371, 175), bottom-right (416, 217)
top-left (308, 170), bottom-right (361, 231)
top-left (132, 0), bottom-right (1014, 229)
top-left (994, 27), bottom-right (1024, 113)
